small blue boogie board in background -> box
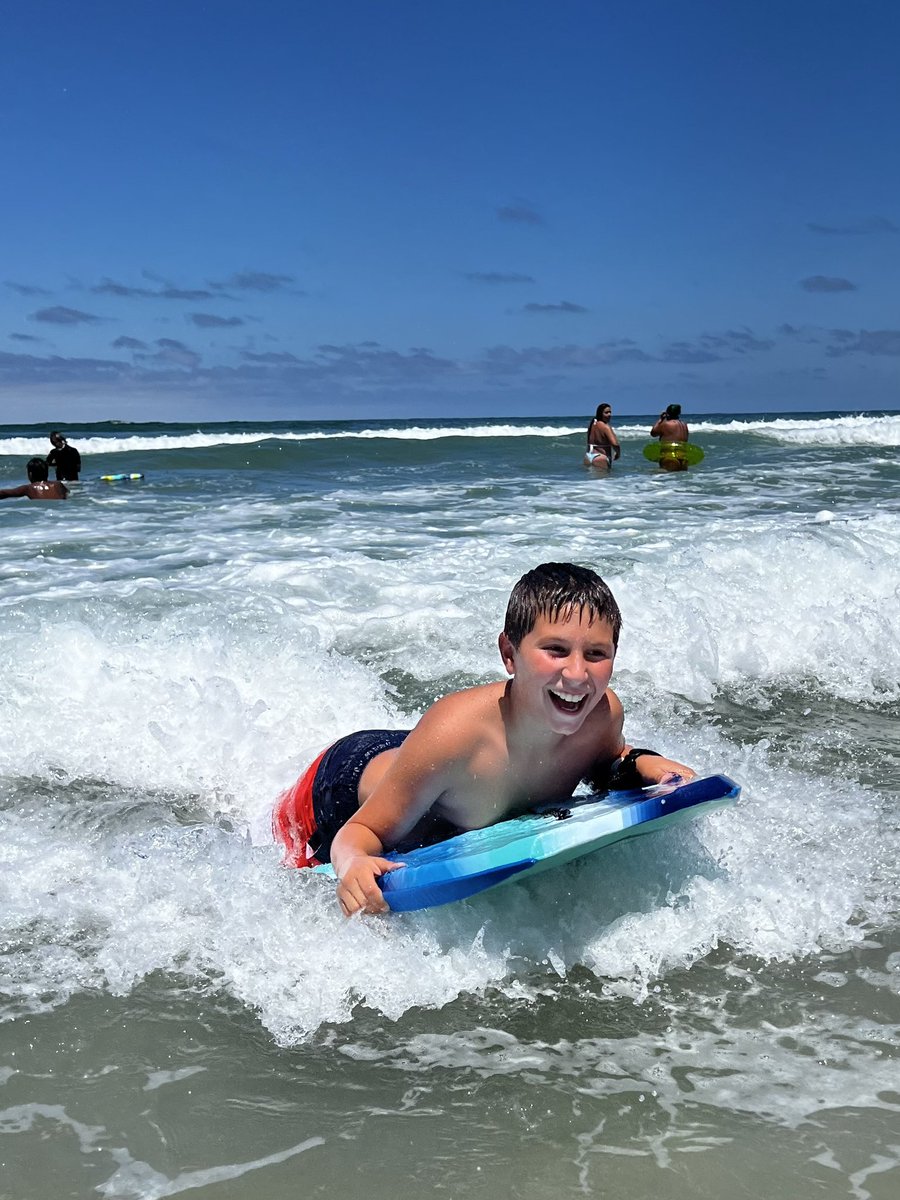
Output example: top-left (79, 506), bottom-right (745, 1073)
top-left (315, 774), bottom-right (740, 912)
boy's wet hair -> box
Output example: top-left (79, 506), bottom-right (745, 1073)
top-left (504, 562), bottom-right (621, 647)
top-left (665, 403), bottom-right (682, 418)
top-left (27, 457), bottom-right (49, 482)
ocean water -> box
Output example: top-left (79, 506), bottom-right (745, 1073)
top-left (0, 410), bottom-right (898, 1199)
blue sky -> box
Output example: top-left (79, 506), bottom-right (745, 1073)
top-left (2, 0), bottom-right (898, 422)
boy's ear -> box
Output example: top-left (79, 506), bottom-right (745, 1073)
top-left (498, 632), bottom-right (516, 676)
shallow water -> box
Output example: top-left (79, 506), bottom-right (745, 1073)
top-left (1, 410), bottom-right (898, 1198)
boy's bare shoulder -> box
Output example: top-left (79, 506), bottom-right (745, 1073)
top-left (605, 687), bottom-right (624, 723)
top-left (412, 682), bottom-right (506, 749)
top-left (419, 680), bottom-right (506, 724)
top-left (382, 684), bottom-right (506, 792)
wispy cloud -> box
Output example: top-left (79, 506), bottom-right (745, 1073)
top-left (697, 329), bottom-right (775, 354)
top-left (658, 341), bottom-right (722, 364)
top-left (210, 271), bottom-right (298, 292)
top-left (825, 329), bottom-right (900, 357)
top-left (242, 350), bottom-right (301, 363)
top-left (0, 321), bottom-right (837, 407)
top-left (159, 286), bottom-right (217, 300)
top-left (30, 305), bottom-right (101, 325)
top-left (777, 323), bottom-right (822, 343)
top-left (189, 313), bottom-right (245, 328)
top-left (464, 272), bottom-right (535, 285)
top-left (480, 341), bottom-right (652, 374)
top-left (91, 277), bottom-right (217, 301)
top-left (800, 275), bottom-right (857, 292)
top-left (522, 300), bottom-right (588, 314)
top-left (0, 348), bottom-right (131, 382)
top-left (9, 332), bottom-right (42, 342)
top-left (91, 279), bottom-right (155, 298)
top-left (808, 216), bottom-right (899, 235)
top-left (312, 342), bottom-right (458, 382)
top-left (5, 280), bottom-right (52, 296)
top-left (497, 203), bottom-right (544, 225)
top-left (135, 338), bottom-right (202, 369)
top-left (658, 329), bottom-right (775, 363)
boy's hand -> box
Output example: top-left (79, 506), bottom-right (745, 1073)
top-left (336, 855), bottom-right (405, 917)
top-left (637, 754), bottom-right (696, 786)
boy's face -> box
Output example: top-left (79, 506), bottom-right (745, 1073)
top-left (499, 607), bottom-right (616, 735)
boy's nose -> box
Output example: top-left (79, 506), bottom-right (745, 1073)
top-left (561, 654), bottom-right (588, 682)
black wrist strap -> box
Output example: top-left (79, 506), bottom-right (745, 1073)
top-left (618, 747), bottom-right (660, 770)
top-left (608, 747), bottom-right (660, 791)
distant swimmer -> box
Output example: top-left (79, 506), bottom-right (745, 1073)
top-left (0, 457), bottom-right (69, 501)
top-left (650, 404), bottom-right (690, 472)
top-left (584, 403), bottom-right (620, 470)
top-left (46, 430), bottom-right (81, 481)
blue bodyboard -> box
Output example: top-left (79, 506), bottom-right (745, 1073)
top-left (315, 774), bottom-right (740, 912)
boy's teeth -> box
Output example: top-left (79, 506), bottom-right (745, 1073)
top-left (551, 689), bottom-right (584, 703)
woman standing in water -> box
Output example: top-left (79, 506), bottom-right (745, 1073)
top-left (584, 403), bottom-right (620, 470)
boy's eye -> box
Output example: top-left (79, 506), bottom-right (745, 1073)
top-left (541, 644), bottom-right (610, 659)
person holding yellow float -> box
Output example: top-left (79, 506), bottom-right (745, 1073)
top-left (644, 404), bottom-right (708, 471)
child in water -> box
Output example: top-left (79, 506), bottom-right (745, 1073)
top-left (273, 562), bottom-right (694, 915)
top-left (0, 457), bottom-right (68, 501)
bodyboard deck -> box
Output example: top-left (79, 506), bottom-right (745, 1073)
top-left (314, 773), bottom-right (740, 912)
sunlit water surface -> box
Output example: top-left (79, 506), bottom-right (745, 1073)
top-left (1, 412), bottom-right (898, 1199)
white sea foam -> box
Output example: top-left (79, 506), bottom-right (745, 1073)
top-left (1, 721), bottom-right (895, 1044)
top-left (1, 413), bottom-right (897, 1044)
top-left (0, 423), bottom-right (582, 456)
top-left (2, 412), bottom-right (897, 457)
top-left (1, 531), bottom-right (896, 1041)
top-left (338, 1004), bottom-right (900, 1130)
top-left (689, 412), bottom-right (900, 446)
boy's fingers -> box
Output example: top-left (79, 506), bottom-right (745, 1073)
top-left (336, 859), bottom-right (406, 917)
top-left (337, 878), bottom-right (386, 917)
top-left (374, 858), bottom-right (405, 874)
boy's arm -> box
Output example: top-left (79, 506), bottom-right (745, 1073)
top-left (586, 692), bottom-right (696, 789)
top-left (330, 702), bottom-right (466, 916)
top-left (0, 485), bottom-right (29, 499)
top-left (617, 746), bottom-right (696, 785)
top-left (331, 823), bottom-right (402, 918)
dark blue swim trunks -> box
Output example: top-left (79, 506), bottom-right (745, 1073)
top-left (309, 728), bottom-right (465, 862)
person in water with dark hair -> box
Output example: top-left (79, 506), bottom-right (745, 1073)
top-left (46, 431), bottom-right (81, 481)
top-left (584, 403), bottom-right (620, 470)
top-left (650, 404), bottom-right (690, 472)
top-left (273, 561), bottom-right (694, 915)
top-left (0, 457), bottom-right (69, 500)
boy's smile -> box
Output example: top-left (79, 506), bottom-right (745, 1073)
top-left (500, 609), bottom-right (617, 735)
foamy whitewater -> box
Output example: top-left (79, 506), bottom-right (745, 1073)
top-left (1, 410), bottom-right (898, 1199)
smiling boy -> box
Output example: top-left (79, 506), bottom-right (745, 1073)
top-left (273, 562), bottom-right (694, 915)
